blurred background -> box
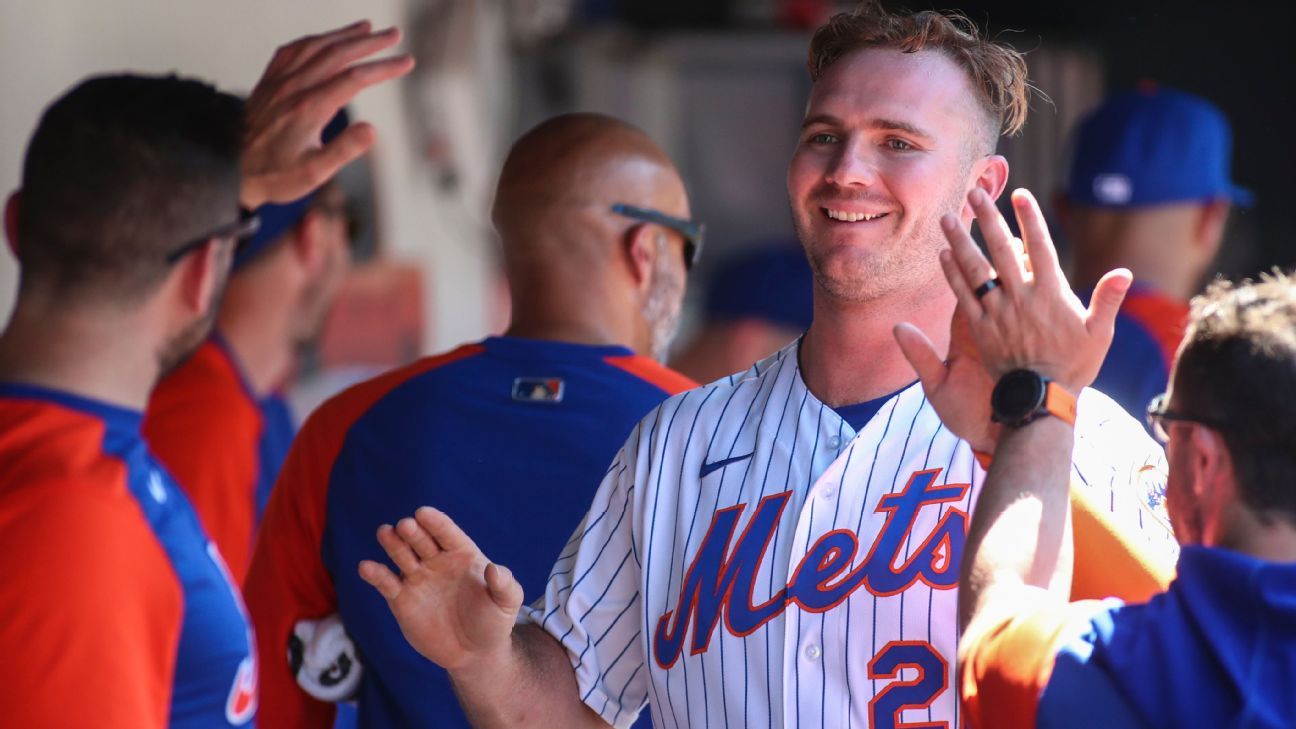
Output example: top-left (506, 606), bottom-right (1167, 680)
top-left (2, 0), bottom-right (1291, 410)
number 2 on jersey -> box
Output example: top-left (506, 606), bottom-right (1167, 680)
top-left (867, 641), bottom-right (949, 729)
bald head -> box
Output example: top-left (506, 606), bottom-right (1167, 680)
top-left (492, 113), bottom-right (688, 258)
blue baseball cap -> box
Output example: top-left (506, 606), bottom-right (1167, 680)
top-left (705, 243), bottom-right (813, 331)
top-left (1066, 86), bottom-right (1253, 208)
top-left (234, 108), bottom-right (350, 268)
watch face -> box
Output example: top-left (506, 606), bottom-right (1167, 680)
top-left (992, 369), bottom-right (1047, 424)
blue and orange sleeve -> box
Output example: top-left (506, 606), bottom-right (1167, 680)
top-left (604, 354), bottom-right (698, 395)
top-left (146, 346), bottom-right (263, 581)
top-left (0, 478), bottom-right (182, 728)
top-left (245, 344), bottom-right (483, 729)
top-left (960, 599), bottom-right (1106, 729)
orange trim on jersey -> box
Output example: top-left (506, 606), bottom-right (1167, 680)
top-left (1069, 484), bottom-right (1175, 602)
top-left (146, 339), bottom-right (263, 581)
top-left (603, 354), bottom-right (698, 395)
top-left (960, 599), bottom-right (1106, 729)
top-left (244, 343), bottom-right (484, 729)
top-left (0, 403), bottom-right (182, 728)
top-left (1121, 291), bottom-right (1189, 368)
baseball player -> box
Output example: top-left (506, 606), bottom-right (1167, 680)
top-left (1058, 86), bottom-right (1252, 421)
top-left (0, 21), bottom-right (409, 727)
top-left (244, 113), bottom-right (697, 728)
top-left (359, 5), bottom-right (1177, 729)
top-left (145, 111), bottom-right (354, 582)
top-left (946, 189), bottom-right (1295, 727)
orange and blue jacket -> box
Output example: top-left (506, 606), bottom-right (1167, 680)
top-left (0, 383), bottom-right (257, 728)
top-left (245, 336), bottom-right (695, 728)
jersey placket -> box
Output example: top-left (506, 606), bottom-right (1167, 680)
top-left (781, 405), bottom-right (858, 729)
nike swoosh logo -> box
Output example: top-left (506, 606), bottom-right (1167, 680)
top-left (699, 452), bottom-right (755, 479)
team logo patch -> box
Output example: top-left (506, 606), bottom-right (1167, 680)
top-left (512, 377), bottom-right (565, 403)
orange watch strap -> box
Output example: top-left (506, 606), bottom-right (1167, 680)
top-left (1044, 382), bottom-right (1078, 426)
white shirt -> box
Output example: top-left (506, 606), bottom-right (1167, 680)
top-left (525, 342), bottom-right (1174, 729)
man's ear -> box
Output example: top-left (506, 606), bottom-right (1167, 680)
top-left (176, 239), bottom-right (231, 316)
top-left (1192, 199), bottom-right (1231, 262)
top-left (623, 224), bottom-right (657, 295)
top-left (291, 211), bottom-right (325, 273)
top-left (4, 191), bottom-right (21, 257)
top-left (961, 154), bottom-right (1010, 222)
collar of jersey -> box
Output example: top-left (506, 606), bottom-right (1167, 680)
top-left (0, 381), bottom-right (143, 433)
top-left (483, 335), bottom-right (635, 362)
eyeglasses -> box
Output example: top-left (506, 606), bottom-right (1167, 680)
top-left (164, 213), bottom-right (261, 264)
top-left (1146, 392), bottom-right (1227, 444)
top-left (611, 203), bottom-right (705, 270)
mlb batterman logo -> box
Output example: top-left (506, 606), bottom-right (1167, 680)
top-left (513, 377), bottom-right (565, 403)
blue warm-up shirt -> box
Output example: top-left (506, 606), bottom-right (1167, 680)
top-left (245, 336), bottom-right (695, 729)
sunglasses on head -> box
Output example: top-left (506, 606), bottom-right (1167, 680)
top-left (164, 212), bottom-right (261, 264)
top-left (1145, 392), bottom-right (1228, 445)
top-left (611, 203), bottom-right (704, 270)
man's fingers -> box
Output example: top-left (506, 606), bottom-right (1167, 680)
top-left (484, 563), bottom-right (525, 612)
top-left (414, 506), bottom-right (479, 555)
top-left (938, 243), bottom-right (984, 321)
top-left (276, 20), bottom-right (377, 77)
top-left (969, 189), bottom-right (1025, 294)
top-left (1010, 189), bottom-right (1062, 289)
top-left (377, 522), bottom-right (423, 574)
top-left (297, 55), bottom-right (415, 120)
top-left (358, 560), bottom-right (403, 601)
top-left (1086, 268), bottom-right (1133, 341)
top-left (893, 323), bottom-right (947, 394)
top-left (941, 210), bottom-right (998, 307)
top-left (268, 28), bottom-right (405, 107)
top-left (397, 515), bottom-right (444, 561)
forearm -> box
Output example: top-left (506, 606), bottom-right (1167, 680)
top-left (959, 416), bottom-right (1075, 631)
top-left (450, 622), bottom-right (611, 729)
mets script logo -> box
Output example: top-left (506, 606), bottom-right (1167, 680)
top-left (653, 468), bottom-right (968, 668)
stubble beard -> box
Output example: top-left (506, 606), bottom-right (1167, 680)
top-left (642, 242), bottom-right (685, 363)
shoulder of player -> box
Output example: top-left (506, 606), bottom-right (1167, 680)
top-left (298, 342), bottom-right (487, 440)
top-left (601, 353), bottom-right (698, 396)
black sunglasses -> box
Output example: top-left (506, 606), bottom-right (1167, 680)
top-left (164, 213), bottom-right (261, 264)
top-left (1146, 393), bottom-right (1227, 444)
top-left (611, 203), bottom-right (705, 270)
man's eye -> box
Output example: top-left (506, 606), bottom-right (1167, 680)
top-left (887, 138), bottom-right (914, 151)
top-left (810, 133), bottom-right (838, 144)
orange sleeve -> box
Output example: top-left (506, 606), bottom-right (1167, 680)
top-left (245, 343), bottom-right (484, 729)
top-left (1069, 484), bottom-right (1175, 603)
top-left (960, 599), bottom-right (1105, 729)
top-left (0, 482), bottom-right (182, 728)
top-left (145, 347), bottom-right (262, 581)
top-left (604, 354), bottom-right (698, 395)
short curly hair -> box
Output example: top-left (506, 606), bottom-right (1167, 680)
top-left (1174, 269), bottom-right (1296, 526)
top-left (806, 1), bottom-right (1030, 153)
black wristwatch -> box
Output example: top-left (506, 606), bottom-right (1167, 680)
top-left (990, 369), bottom-right (1077, 428)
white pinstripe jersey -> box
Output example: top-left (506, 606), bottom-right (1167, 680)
top-left (524, 341), bottom-right (1176, 729)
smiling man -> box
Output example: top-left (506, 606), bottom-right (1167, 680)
top-left (357, 4), bottom-right (1176, 728)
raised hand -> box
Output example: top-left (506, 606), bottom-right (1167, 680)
top-left (895, 303), bottom-right (1001, 455)
top-left (359, 507), bottom-right (523, 671)
top-left (938, 188), bottom-right (1130, 395)
top-left (241, 20), bottom-right (415, 209)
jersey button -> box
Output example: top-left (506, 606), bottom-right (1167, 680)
top-left (827, 436), bottom-right (841, 450)
top-left (804, 644), bottom-right (822, 661)
top-left (820, 485), bottom-right (836, 499)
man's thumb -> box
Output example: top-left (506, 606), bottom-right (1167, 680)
top-left (1086, 268), bottom-right (1133, 337)
top-left (484, 562), bottom-right (524, 612)
top-left (894, 323), bottom-right (946, 393)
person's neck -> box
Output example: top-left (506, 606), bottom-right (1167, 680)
top-left (0, 297), bottom-right (160, 411)
top-left (799, 283), bottom-right (954, 407)
top-left (217, 301), bottom-right (295, 396)
top-left (505, 280), bottom-right (642, 354)
top-left (1214, 505), bottom-right (1296, 564)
